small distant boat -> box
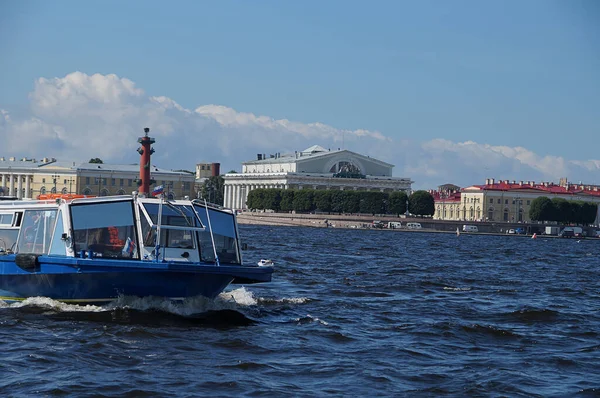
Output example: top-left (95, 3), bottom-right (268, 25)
top-left (456, 227), bottom-right (460, 237)
top-left (258, 259), bottom-right (274, 267)
top-left (532, 233), bottom-right (537, 239)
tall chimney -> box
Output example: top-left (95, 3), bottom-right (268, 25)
top-left (211, 162), bottom-right (221, 177)
top-left (137, 127), bottom-right (156, 196)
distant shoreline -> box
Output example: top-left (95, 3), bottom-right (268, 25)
top-left (236, 212), bottom-right (593, 238)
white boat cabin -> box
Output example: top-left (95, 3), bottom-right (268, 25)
top-left (0, 195), bottom-right (242, 265)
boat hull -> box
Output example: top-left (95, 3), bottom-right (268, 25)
top-left (0, 255), bottom-right (273, 304)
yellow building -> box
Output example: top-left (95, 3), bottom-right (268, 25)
top-left (0, 157), bottom-right (196, 200)
top-left (433, 178), bottom-right (600, 223)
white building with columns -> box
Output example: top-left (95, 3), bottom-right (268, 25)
top-left (223, 145), bottom-right (413, 210)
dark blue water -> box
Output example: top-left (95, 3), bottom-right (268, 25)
top-left (2, 225), bottom-right (600, 397)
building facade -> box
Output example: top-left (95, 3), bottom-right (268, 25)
top-left (195, 162), bottom-right (221, 180)
top-left (433, 178), bottom-right (600, 224)
top-left (0, 157), bottom-right (196, 200)
top-left (223, 145), bottom-right (413, 210)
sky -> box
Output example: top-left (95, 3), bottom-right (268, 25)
top-left (0, 0), bottom-right (598, 189)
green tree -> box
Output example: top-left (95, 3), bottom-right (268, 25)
top-left (581, 202), bottom-right (598, 225)
top-left (330, 190), bottom-right (345, 213)
top-left (263, 189), bottom-right (282, 211)
top-left (246, 188), bottom-right (265, 210)
top-left (551, 197), bottom-right (570, 223)
top-left (89, 158), bottom-right (103, 164)
top-left (280, 190), bottom-right (295, 212)
top-left (341, 191), bottom-right (361, 214)
top-left (200, 175), bottom-right (224, 206)
top-left (314, 190), bottom-right (333, 212)
top-left (359, 191), bottom-right (387, 215)
top-left (292, 189), bottom-right (315, 212)
top-left (388, 191), bottom-right (408, 216)
top-left (529, 196), bottom-right (554, 221)
top-left (570, 201), bottom-right (583, 224)
top-left (409, 190), bottom-right (435, 217)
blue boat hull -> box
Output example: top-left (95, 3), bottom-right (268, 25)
top-left (0, 255), bottom-right (273, 303)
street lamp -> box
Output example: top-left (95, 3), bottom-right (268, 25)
top-left (51, 173), bottom-right (60, 194)
top-left (68, 176), bottom-right (75, 194)
top-left (96, 175), bottom-right (103, 196)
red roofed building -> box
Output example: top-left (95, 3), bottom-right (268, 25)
top-left (433, 178), bottom-right (600, 224)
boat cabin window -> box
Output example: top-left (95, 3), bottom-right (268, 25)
top-left (0, 211), bottom-right (21, 252)
top-left (0, 213), bottom-right (14, 226)
top-left (140, 203), bottom-right (201, 249)
top-left (17, 209), bottom-right (58, 254)
top-left (0, 229), bottom-right (18, 252)
top-left (70, 200), bottom-right (138, 259)
top-left (49, 210), bottom-right (66, 255)
top-left (194, 205), bottom-right (240, 264)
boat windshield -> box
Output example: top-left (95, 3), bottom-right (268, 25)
top-left (140, 202), bottom-right (202, 250)
top-left (193, 204), bottom-right (240, 264)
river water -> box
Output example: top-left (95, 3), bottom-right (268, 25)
top-left (1, 225), bottom-right (599, 397)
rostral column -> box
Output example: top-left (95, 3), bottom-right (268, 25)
top-left (137, 127), bottom-right (156, 196)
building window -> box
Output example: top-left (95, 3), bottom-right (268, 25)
top-left (111, 178), bottom-right (116, 186)
top-left (42, 178), bottom-right (46, 183)
top-left (527, 200), bottom-right (530, 205)
top-left (488, 208), bottom-right (494, 221)
top-left (128, 179), bottom-right (132, 187)
top-left (505, 199), bottom-right (508, 204)
top-left (503, 210), bottom-right (509, 221)
top-left (497, 199), bottom-right (500, 204)
top-left (86, 177), bottom-right (90, 184)
top-left (120, 179), bottom-right (124, 186)
top-left (489, 198), bottom-right (493, 203)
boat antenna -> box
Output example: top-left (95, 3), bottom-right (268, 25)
top-left (203, 199), bottom-right (220, 266)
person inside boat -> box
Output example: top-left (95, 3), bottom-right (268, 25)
top-left (22, 211), bottom-right (44, 245)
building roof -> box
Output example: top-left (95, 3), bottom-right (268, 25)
top-left (301, 145), bottom-right (328, 154)
top-left (431, 191), bottom-right (461, 202)
top-left (0, 159), bottom-right (191, 176)
top-left (243, 146), bottom-right (394, 168)
top-left (464, 180), bottom-right (600, 197)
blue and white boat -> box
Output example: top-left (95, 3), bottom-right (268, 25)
top-left (0, 194), bottom-right (273, 304)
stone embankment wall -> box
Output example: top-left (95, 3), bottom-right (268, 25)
top-left (236, 212), bottom-right (546, 234)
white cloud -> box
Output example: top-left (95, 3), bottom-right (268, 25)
top-left (1, 71), bottom-right (599, 189)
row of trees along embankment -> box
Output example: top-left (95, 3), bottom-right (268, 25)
top-left (246, 188), bottom-right (435, 216)
top-left (530, 197), bottom-right (598, 224)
